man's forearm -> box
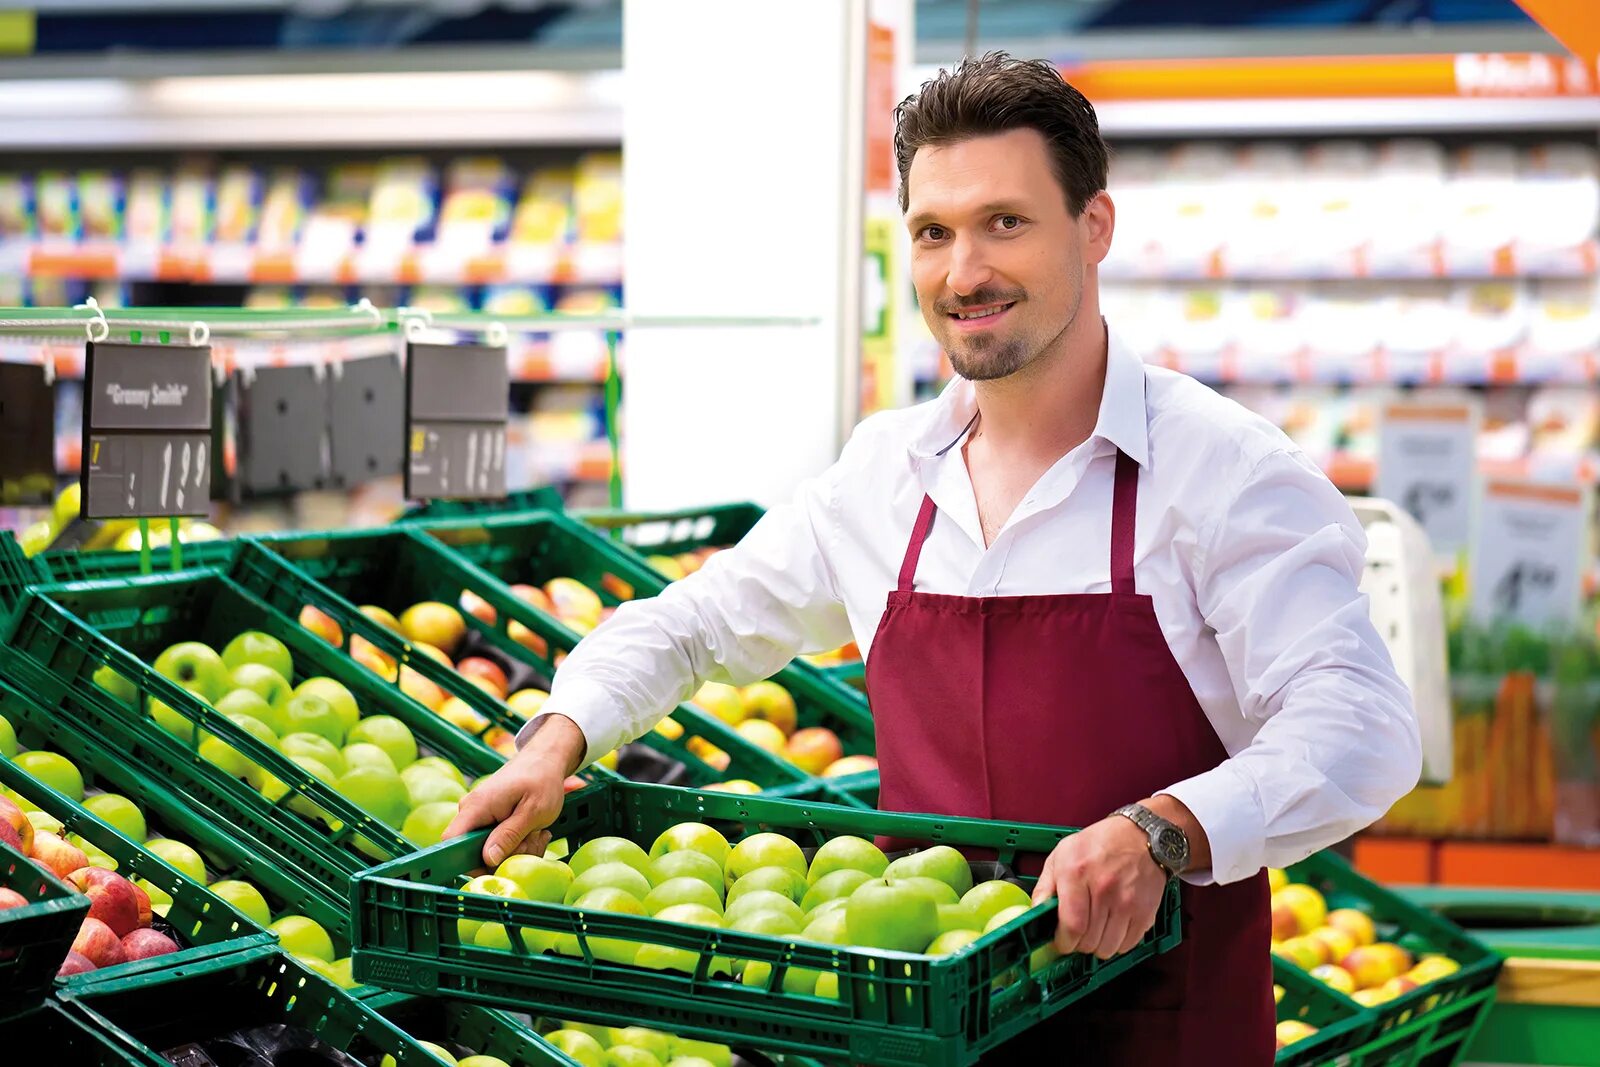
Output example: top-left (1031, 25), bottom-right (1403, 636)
top-left (517, 713), bottom-right (589, 778)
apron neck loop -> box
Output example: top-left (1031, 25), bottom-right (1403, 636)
top-left (1111, 449), bottom-right (1138, 595)
top-left (898, 494), bottom-right (938, 592)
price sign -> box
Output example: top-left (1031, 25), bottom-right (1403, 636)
top-left (1376, 401), bottom-right (1479, 556)
top-left (81, 342), bottom-right (213, 519)
top-left (404, 341), bottom-right (508, 500)
top-left (1470, 478), bottom-right (1589, 626)
top-left (0, 362), bottom-right (56, 504)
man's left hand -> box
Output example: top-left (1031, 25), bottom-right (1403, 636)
top-left (1030, 813), bottom-right (1169, 960)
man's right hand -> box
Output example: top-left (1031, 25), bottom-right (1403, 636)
top-left (443, 713), bottom-right (588, 867)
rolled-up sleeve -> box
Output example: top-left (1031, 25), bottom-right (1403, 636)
top-left (1162, 448), bottom-right (1422, 885)
top-left (517, 469), bottom-right (854, 769)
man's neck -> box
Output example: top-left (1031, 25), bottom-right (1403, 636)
top-left (969, 311), bottom-right (1108, 462)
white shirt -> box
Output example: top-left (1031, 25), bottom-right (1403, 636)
top-left (526, 328), bottom-right (1422, 886)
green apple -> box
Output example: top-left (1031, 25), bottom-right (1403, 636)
top-left (279, 733), bottom-right (346, 777)
top-left (346, 715), bottom-right (416, 770)
top-left (610, 1027), bottom-right (673, 1062)
top-left (664, 1059), bottom-right (715, 1067)
top-left (228, 664), bottom-right (294, 732)
top-left (813, 972), bottom-right (840, 999)
top-left (569, 835), bottom-right (652, 879)
top-left (222, 631), bottom-right (293, 682)
top-left (723, 890), bottom-right (804, 929)
top-left (801, 870), bottom-right (875, 913)
top-left (258, 754), bottom-right (339, 821)
top-left (891, 876), bottom-right (960, 907)
top-left (457, 874), bottom-right (529, 944)
top-left (604, 1048), bottom-right (660, 1067)
top-left (216, 689), bottom-right (277, 733)
top-left (405, 774), bottom-right (466, 808)
top-left (564, 861), bottom-right (651, 906)
top-left (92, 664), bottom-right (137, 705)
top-left (1, 786), bottom-right (38, 812)
top-left (26, 810), bottom-right (64, 836)
top-left (926, 929), bottom-right (983, 955)
top-left (558, 1023), bottom-right (613, 1048)
top-left (134, 877), bottom-right (173, 915)
top-left (342, 742), bottom-right (397, 774)
top-left (669, 1041), bottom-right (732, 1067)
top-left (884, 846), bottom-right (973, 896)
top-left (982, 904), bottom-right (1031, 932)
top-left (153, 641), bottom-right (230, 701)
top-left (983, 904), bottom-right (1060, 972)
top-left (494, 853), bottom-right (572, 903)
top-left (326, 957), bottom-right (358, 989)
top-left (0, 712), bottom-right (16, 757)
top-left (473, 917), bottom-right (556, 956)
top-left (402, 801), bottom-right (459, 847)
top-left (643, 877), bottom-right (724, 916)
top-left (632, 902), bottom-right (725, 974)
top-left (272, 914), bottom-right (335, 962)
top-left (458, 1058), bottom-right (512, 1067)
top-left (730, 908), bottom-right (801, 941)
top-left (382, 1041), bottom-right (458, 1067)
top-left (282, 694), bottom-right (346, 746)
top-left (845, 881), bottom-right (938, 953)
top-left (727, 866), bottom-right (806, 907)
top-left (146, 837), bottom-right (207, 884)
top-left (647, 851), bottom-right (724, 897)
top-left (16, 750), bottom-right (85, 801)
top-left (69, 833), bottom-right (118, 871)
top-left (150, 687), bottom-right (204, 744)
top-left (808, 835), bottom-right (887, 883)
top-left (296, 955), bottom-right (339, 982)
top-left (208, 879), bottom-right (272, 926)
top-left (937, 903), bottom-right (983, 934)
top-left (801, 908), bottom-right (849, 945)
top-left (647, 822), bottom-right (729, 869)
top-left (83, 793), bottom-right (146, 843)
top-left (961, 880), bottom-right (1032, 927)
top-left (334, 765), bottom-right (410, 829)
top-left (201, 714), bottom-right (279, 779)
top-left (405, 757), bottom-right (466, 787)
top-left (652, 902), bottom-right (723, 928)
top-left (558, 887), bottom-right (646, 964)
top-left (292, 678), bottom-right (361, 739)
top-left (725, 832), bottom-right (805, 888)
top-left (544, 1031), bottom-right (605, 1067)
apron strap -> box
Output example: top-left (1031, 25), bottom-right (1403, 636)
top-left (898, 494), bottom-right (938, 592)
top-left (1111, 449), bottom-right (1138, 595)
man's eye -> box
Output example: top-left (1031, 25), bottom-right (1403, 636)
top-left (995, 215), bottom-right (1022, 231)
top-left (920, 225), bottom-right (947, 241)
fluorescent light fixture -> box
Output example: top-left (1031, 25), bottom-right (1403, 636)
top-left (0, 78), bottom-right (132, 114)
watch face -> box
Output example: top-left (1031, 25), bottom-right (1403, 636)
top-left (1156, 827), bottom-right (1189, 869)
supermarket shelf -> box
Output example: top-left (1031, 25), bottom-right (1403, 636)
top-left (1154, 345), bottom-right (1600, 387)
top-left (1103, 240), bottom-right (1599, 283)
top-left (1355, 836), bottom-right (1600, 892)
top-left (1093, 94), bottom-right (1600, 136)
top-left (6, 240), bottom-right (624, 288)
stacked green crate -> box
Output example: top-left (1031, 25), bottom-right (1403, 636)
top-left (0, 839), bottom-right (86, 1019)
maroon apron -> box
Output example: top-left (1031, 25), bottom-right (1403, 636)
top-left (866, 449), bottom-right (1274, 1064)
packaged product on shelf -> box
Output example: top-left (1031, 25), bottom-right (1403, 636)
top-left (1157, 143), bottom-right (1235, 276)
top-left (297, 285), bottom-right (349, 310)
top-left (1442, 144), bottom-right (1518, 270)
top-left (76, 170), bottom-right (124, 243)
top-left (297, 162), bottom-right (372, 275)
top-left (258, 166), bottom-right (313, 251)
top-left (124, 168), bottom-right (168, 245)
top-left (0, 173), bottom-right (34, 238)
top-left (1100, 148), bottom-right (1163, 278)
top-left (1300, 283), bottom-right (1384, 380)
top-left (407, 285), bottom-right (471, 314)
top-left (1228, 285), bottom-right (1304, 380)
top-left (1225, 142), bottom-right (1301, 274)
top-left (573, 150), bottom-right (622, 244)
top-left (35, 171), bottom-right (79, 241)
top-left (1098, 283), bottom-right (1169, 365)
top-left (438, 156), bottom-right (515, 250)
top-left (1516, 143), bottom-right (1599, 264)
top-left (215, 164), bottom-right (264, 244)
top-left (368, 157), bottom-right (438, 241)
top-left (1447, 282), bottom-right (1529, 381)
top-left (1526, 279), bottom-right (1600, 379)
top-left (1525, 387), bottom-right (1600, 482)
top-left (1294, 141), bottom-right (1376, 275)
top-left (1368, 139), bottom-right (1447, 273)
top-left (1377, 282), bottom-right (1454, 381)
top-left (1165, 286), bottom-right (1230, 379)
top-left (170, 162), bottom-right (216, 246)
top-left (483, 284), bottom-right (550, 317)
top-left (511, 166), bottom-right (574, 245)
top-left (244, 286), bottom-right (294, 310)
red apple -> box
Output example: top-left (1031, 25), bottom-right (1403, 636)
top-left (784, 727), bottom-right (844, 775)
top-left (400, 602), bottom-right (467, 657)
top-left (56, 951), bottom-right (96, 977)
top-left (822, 755), bottom-right (878, 777)
top-left (459, 590), bottom-right (497, 627)
top-left (298, 605), bottom-right (344, 647)
top-left (66, 868), bottom-right (142, 937)
top-left (456, 657), bottom-right (508, 700)
top-left (31, 834), bottom-right (89, 880)
top-left (120, 928), bottom-right (179, 961)
top-left (130, 882), bottom-right (152, 927)
top-left (0, 887), bottom-right (28, 910)
top-left (71, 917), bottom-right (127, 969)
top-left (1270, 901), bottom-right (1300, 942)
top-left (510, 583), bottom-right (555, 615)
top-left (0, 796), bottom-right (34, 858)
top-left (351, 637), bottom-right (398, 682)
top-left (398, 667), bottom-right (447, 712)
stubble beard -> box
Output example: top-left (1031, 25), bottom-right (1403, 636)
top-left (942, 258), bottom-right (1084, 383)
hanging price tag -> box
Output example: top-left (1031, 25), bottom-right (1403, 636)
top-left (1470, 478), bottom-right (1589, 626)
top-left (0, 362), bottom-right (55, 504)
top-left (81, 343), bottom-right (213, 519)
top-left (404, 341), bottom-right (508, 501)
top-left (1376, 401), bottom-right (1479, 556)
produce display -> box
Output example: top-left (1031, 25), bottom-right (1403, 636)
top-left (536, 1022), bottom-right (735, 1067)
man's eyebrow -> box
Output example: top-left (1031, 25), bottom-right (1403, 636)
top-left (906, 201), bottom-right (1027, 231)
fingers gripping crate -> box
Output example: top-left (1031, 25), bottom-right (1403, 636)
top-left (351, 780), bottom-right (1183, 1067)
top-left (230, 521), bottom-right (856, 800)
top-left (56, 942), bottom-right (472, 1066)
top-left (1273, 958), bottom-right (1376, 1066)
top-left (0, 678), bottom-right (367, 983)
top-left (1284, 851), bottom-right (1500, 1067)
top-left (0, 840), bottom-right (87, 1017)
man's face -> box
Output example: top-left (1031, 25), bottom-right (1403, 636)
top-left (905, 128), bottom-right (1105, 381)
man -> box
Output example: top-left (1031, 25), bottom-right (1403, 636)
top-left (446, 53), bottom-right (1421, 1061)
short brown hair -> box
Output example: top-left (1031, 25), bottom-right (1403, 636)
top-left (894, 51), bottom-right (1108, 216)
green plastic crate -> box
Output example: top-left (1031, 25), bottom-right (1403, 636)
top-left (231, 521), bottom-right (855, 800)
top-left (351, 779), bottom-right (1183, 1067)
top-left (0, 572), bottom-right (467, 895)
top-left (1399, 886), bottom-right (1600, 962)
top-left (0, 1000), bottom-right (136, 1062)
top-left (1274, 956), bottom-right (1376, 1065)
top-left (0, 733), bottom-right (275, 993)
top-left (0, 839), bottom-right (86, 1018)
top-left (367, 992), bottom-right (574, 1065)
top-left (57, 942), bottom-right (464, 1066)
top-left (38, 539), bottom-right (236, 585)
top-left (1283, 852), bottom-right (1501, 1067)
top-left (0, 531), bottom-right (46, 614)
top-left (0, 677), bottom-right (372, 985)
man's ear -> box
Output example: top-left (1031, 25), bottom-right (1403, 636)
top-left (1081, 190), bottom-right (1115, 265)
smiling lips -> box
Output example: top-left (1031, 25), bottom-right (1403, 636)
top-left (948, 301), bottom-right (1016, 328)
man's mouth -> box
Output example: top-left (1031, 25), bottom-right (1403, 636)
top-left (948, 302), bottom-right (1016, 325)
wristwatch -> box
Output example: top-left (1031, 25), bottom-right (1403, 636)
top-left (1113, 803), bottom-right (1190, 879)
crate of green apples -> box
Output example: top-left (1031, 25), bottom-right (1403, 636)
top-left (351, 780), bottom-right (1182, 1067)
top-left (2, 570), bottom-right (499, 890)
top-left (54, 942), bottom-right (488, 1066)
top-left (0, 687), bottom-right (377, 991)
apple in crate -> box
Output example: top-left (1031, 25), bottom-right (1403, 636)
top-left (121, 928), bottom-right (179, 961)
top-left (784, 728), bottom-right (843, 775)
top-left (57, 951), bottom-right (97, 977)
top-left (72, 918), bottom-right (128, 969)
top-left (298, 606), bottom-right (344, 647)
top-left (739, 681), bottom-right (797, 735)
top-left (221, 631), bottom-right (294, 684)
top-left (0, 795), bottom-right (34, 856)
top-left (66, 868), bottom-right (144, 938)
top-left (457, 657), bottom-right (509, 700)
top-left (400, 602), bottom-right (467, 657)
top-left (31, 834), bottom-right (90, 880)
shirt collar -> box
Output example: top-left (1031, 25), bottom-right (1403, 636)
top-left (907, 324), bottom-right (1150, 467)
